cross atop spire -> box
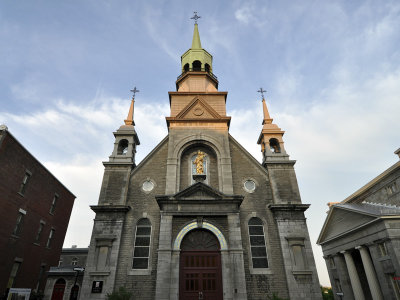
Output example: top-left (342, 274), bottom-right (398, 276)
top-left (125, 86), bottom-right (139, 125)
top-left (257, 87), bottom-right (266, 100)
top-left (130, 86), bottom-right (140, 100)
top-left (191, 11), bottom-right (201, 24)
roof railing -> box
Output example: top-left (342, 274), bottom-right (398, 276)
top-left (177, 68), bottom-right (218, 81)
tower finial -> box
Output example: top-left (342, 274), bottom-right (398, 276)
top-left (191, 11), bottom-right (201, 24)
top-left (130, 86), bottom-right (140, 100)
top-left (125, 86), bottom-right (139, 125)
top-left (257, 87), bottom-right (266, 100)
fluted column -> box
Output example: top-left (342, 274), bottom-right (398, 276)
top-left (356, 246), bottom-right (383, 300)
top-left (340, 250), bottom-right (365, 300)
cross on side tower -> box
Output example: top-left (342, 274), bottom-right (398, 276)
top-left (257, 87), bottom-right (266, 100)
top-left (130, 86), bottom-right (140, 99)
top-left (191, 12), bottom-right (201, 24)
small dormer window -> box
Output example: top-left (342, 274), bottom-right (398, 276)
top-left (117, 139), bottom-right (129, 155)
top-left (192, 60), bottom-right (201, 71)
top-left (269, 138), bottom-right (281, 153)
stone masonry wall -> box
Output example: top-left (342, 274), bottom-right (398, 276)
top-left (229, 137), bottom-right (290, 299)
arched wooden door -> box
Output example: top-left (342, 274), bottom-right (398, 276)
top-left (51, 278), bottom-right (66, 300)
top-left (179, 229), bottom-right (223, 300)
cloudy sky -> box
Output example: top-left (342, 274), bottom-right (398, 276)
top-left (1, 0), bottom-right (399, 286)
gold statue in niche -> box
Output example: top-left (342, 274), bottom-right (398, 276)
top-left (193, 150), bottom-right (206, 174)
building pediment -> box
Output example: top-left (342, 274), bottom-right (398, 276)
top-left (317, 205), bottom-right (378, 244)
top-left (156, 182), bottom-right (243, 214)
top-left (176, 97), bottom-right (222, 120)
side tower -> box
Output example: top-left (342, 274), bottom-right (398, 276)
top-left (257, 94), bottom-right (322, 299)
top-left (80, 95), bottom-right (140, 299)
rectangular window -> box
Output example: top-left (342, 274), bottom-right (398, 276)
top-left (19, 171), bottom-right (31, 195)
top-left (378, 242), bottom-right (388, 257)
top-left (36, 265), bottom-right (46, 291)
top-left (12, 210), bottom-right (26, 236)
top-left (6, 261), bottom-right (21, 289)
top-left (132, 219), bottom-right (152, 269)
top-left (58, 259), bottom-right (63, 267)
top-left (329, 257), bottom-right (336, 269)
top-left (97, 246), bottom-right (109, 269)
top-left (35, 222), bottom-right (45, 243)
top-left (49, 194), bottom-right (59, 214)
top-left (46, 229), bottom-right (55, 248)
top-left (335, 279), bottom-right (342, 292)
top-left (287, 238), bottom-right (308, 271)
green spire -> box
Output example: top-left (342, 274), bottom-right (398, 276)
top-left (191, 24), bottom-right (202, 49)
top-left (181, 23), bottom-right (213, 74)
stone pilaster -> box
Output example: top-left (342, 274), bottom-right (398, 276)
top-left (228, 213), bottom-right (247, 300)
top-left (155, 214), bottom-right (173, 300)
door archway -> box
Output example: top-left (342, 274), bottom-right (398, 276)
top-left (51, 278), bottom-right (66, 300)
top-left (179, 229), bottom-right (223, 300)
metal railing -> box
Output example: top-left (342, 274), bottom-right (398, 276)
top-left (177, 68), bottom-right (218, 81)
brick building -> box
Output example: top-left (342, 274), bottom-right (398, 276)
top-left (318, 149), bottom-right (400, 300)
top-left (0, 125), bottom-right (76, 298)
top-left (81, 22), bottom-right (322, 299)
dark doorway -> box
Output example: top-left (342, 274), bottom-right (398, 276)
top-left (179, 229), bottom-right (223, 300)
top-left (51, 278), bottom-right (66, 300)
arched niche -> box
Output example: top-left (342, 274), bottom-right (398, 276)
top-left (179, 143), bottom-right (218, 190)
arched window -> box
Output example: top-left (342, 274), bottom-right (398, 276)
top-left (184, 63), bottom-right (189, 72)
top-left (132, 218), bottom-right (151, 269)
top-left (248, 217), bottom-right (268, 268)
top-left (269, 138), bottom-right (281, 153)
top-left (192, 60), bottom-right (201, 71)
top-left (117, 139), bottom-right (129, 155)
top-left (205, 63), bottom-right (210, 73)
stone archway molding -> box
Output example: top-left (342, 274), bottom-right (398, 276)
top-left (173, 221), bottom-right (227, 250)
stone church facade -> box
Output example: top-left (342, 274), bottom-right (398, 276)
top-left (81, 23), bottom-right (322, 300)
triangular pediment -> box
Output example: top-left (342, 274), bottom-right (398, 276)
top-left (176, 97), bottom-right (222, 120)
top-left (318, 206), bottom-right (378, 244)
top-left (173, 182), bottom-right (224, 200)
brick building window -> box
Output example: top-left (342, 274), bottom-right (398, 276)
top-left (46, 229), bottom-right (55, 248)
top-left (19, 171), bottom-right (31, 195)
top-left (49, 194), bottom-right (59, 214)
top-left (248, 217), bottom-right (268, 268)
top-left (6, 261), bottom-right (21, 289)
top-left (12, 209), bottom-right (26, 236)
top-left (35, 221), bottom-right (45, 243)
top-left (132, 218), bottom-right (151, 269)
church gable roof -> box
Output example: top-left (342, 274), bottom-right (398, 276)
top-left (317, 204), bottom-right (380, 244)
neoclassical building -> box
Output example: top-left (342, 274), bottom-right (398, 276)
top-left (81, 21), bottom-right (322, 300)
top-left (318, 149), bottom-right (400, 300)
